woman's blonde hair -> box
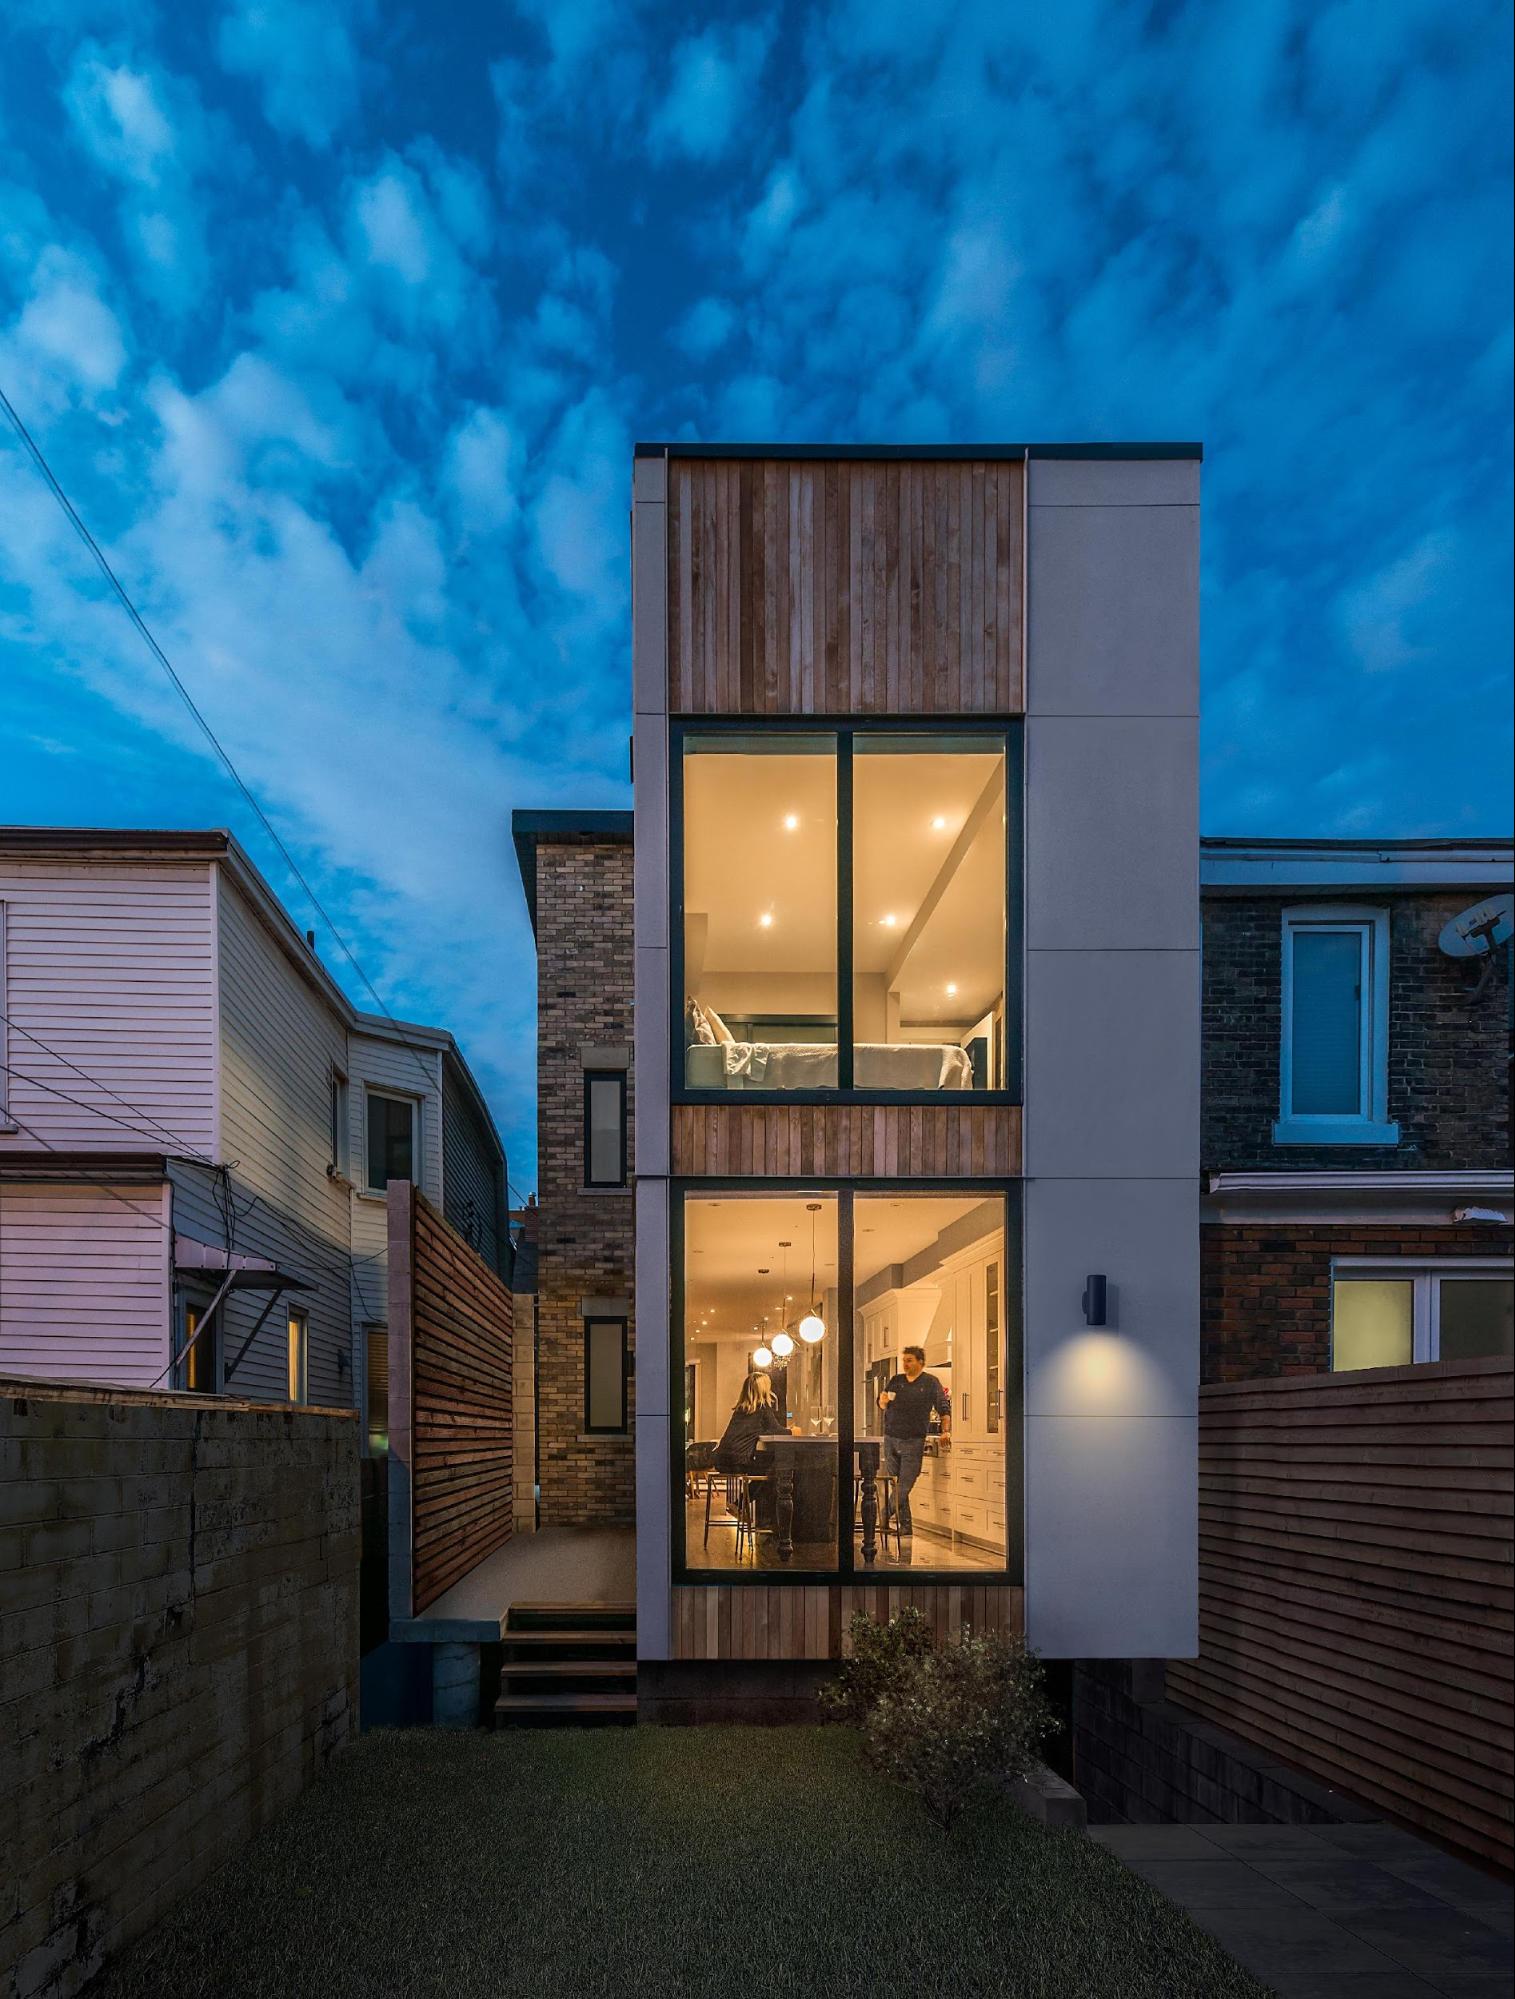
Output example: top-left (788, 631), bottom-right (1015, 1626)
top-left (737, 1371), bottom-right (776, 1414)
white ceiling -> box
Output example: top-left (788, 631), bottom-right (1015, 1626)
top-left (684, 1192), bottom-right (987, 1345)
top-left (683, 744), bottom-right (1006, 1025)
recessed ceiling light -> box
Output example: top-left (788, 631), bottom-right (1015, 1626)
top-left (880, 912), bottom-right (898, 928)
top-left (758, 911), bottom-right (774, 928)
top-left (946, 982), bottom-right (958, 996)
top-left (782, 813), bottom-right (799, 831)
top-left (931, 814), bottom-right (949, 832)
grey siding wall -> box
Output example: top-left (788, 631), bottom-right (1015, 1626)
top-left (207, 868), bottom-right (353, 1407)
top-left (0, 1180), bottom-right (171, 1385)
top-left (1021, 454), bottom-right (1201, 1660)
top-left (0, 859), bottom-right (216, 1157)
top-left (441, 1054), bottom-right (508, 1277)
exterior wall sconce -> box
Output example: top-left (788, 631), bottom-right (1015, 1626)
top-left (1082, 1275), bottom-right (1109, 1327)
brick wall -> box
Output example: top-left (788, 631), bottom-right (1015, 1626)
top-left (1201, 892), bottom-right (1509, 1172)
top-left (533, 839), bottom-right (635, 1526)
top-left (1202, 1220), bottom-right (1514, 1382)
top-left (0, 1379), bottom-right (357, 1999)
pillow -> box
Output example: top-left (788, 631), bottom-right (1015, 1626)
top-left (686, 997), bottom-right (717, 1047)
top-left (702, 1004), bottom-right (736, 1046)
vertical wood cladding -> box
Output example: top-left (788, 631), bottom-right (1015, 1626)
top-left (671, 1103), bottom-right (1021, 1178)
top-left (671, 1582), bottom-right (1024, 1660)
top-left (1202, 1220), bottom-right (1515, 1383)
top-left (667, 458), bottom-right (1025, 715)
top-left (1167, 1359), bottom-right (1513, 1869)
top-left (407, 1188), bottom-right (514, 1613)
top-left (534, 838), bottom-right (636, 1526)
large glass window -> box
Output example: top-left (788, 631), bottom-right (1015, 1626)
top-left (678, 727), bottom-right (1014, 1096)
top-left (853, 737), bottom-right (1007, 1090)
top-left (1332, 1265), bottom-right (1513, 1370)
top-left (683, 1193), bottom-right (840, 1571)
top-left (681, 735), bottom-right (837, 1089)
top-left (855, 1195), bottom-right (1008, 1570)
top-left (679, 1188), bottom-right (1015, 1578)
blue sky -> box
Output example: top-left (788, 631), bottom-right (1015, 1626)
top-left (1, 0), bottom-right (1511, 1187)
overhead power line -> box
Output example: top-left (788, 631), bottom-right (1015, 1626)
top-left (0, 383), bottom-right (477, 1120)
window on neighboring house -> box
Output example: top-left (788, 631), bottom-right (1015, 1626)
top-left (584, 1318), bottom-right (628, 1434)
top-left (1332, 1265), bottom-right (1514, 1370)
top-left (178, 1292), bottom-right (220, 1394)
top-left (287, 1307), bottom-right (309, 1402)
top-left (366, 1090), bottom-right (416, 1191)
top-left (366, 1325), bottom-right (389, 1454)
top-left (676, 726), bottom-right (1017, 1098)
top-left (584, 1071), bottom-right (628, 1187)
top-left (329, 1070), bottom-right (350, 1177)
top-left (1275, 907), bottom-right (1397, 1145)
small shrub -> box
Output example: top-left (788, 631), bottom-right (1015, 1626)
top-left (819, 1606), bottom-right (936, 1727)
top-left (861, 1624), bottom-right (1057, 1831)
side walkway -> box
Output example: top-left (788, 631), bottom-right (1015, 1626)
top-left (1093, 1819), bottom-right (1512, 1999)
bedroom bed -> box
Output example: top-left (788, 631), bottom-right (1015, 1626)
top-left (685, 1040), bottom-right (974, 1091)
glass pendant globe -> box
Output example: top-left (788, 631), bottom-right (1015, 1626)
top-left (752, 1344), bottom-right (773, 1370)
top-left (798, 1309), bottom-right (826, 1344)
top-left (770, 1329), bottom-right (795, 1358)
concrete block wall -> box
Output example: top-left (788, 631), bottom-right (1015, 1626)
top-left (0, 1378), bottom-right (358, 1999)
top-left (534, 841), bottom-right (636, 1527)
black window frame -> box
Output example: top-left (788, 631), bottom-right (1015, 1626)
top-left (365, 1088), bottom-right (417, 1193)
top-left (583, 1315), bottom-right (630, 1435)
top-left (670, 716), bottom-right (1023, 1106)
top-left (583, 1069), bottom-right (629, 1188)
top-left (671, 1177), bottom-right (1022, 1586)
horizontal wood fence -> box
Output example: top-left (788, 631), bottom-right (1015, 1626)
top-left (388, 1183), bottom-right (513, 1615)
top-left (672, 1583), bottom-right (1023, 1661)
top-left (672, 1103), bottom-right (1021, 1179)
top-left (1167, 1358), bottom-right (1513, 1868)
top-left (667, 457), bottom-right (1024, 715)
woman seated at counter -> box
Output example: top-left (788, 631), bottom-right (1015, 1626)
top-left (714, 1372), bottom-right (787, 1475)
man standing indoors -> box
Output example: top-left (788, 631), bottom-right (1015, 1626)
top-left (878, 1344), bottom-right (950, 1541)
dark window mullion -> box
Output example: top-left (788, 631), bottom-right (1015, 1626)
top-left (838, 1188), bottom-right (856, 1577)
top-left (837, 732), bottom-right (853, 1093)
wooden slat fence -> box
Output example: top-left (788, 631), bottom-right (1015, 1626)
top-left (1168, 1357), bottom-right (1513, 1867)
top-left (388, 1182), bottom-right (514, 1614)
top-left (667, 458), bottom-right (1024, 715)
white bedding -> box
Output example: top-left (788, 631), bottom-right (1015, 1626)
top-left (686, 1041), bottom-right (974, 1091)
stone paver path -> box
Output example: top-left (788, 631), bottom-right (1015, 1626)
top-left (1091, 1819), bottom-right (1513, 1999)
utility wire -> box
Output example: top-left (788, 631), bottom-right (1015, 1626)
top-left (0, 1007), bottom-right (218, 1161)
top-left (0, 382), bottom-right (473, 1119)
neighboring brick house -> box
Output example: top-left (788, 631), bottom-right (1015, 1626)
top-left (1200, 839), bottom-right (1513, 1382)
top-left (511, 811), bottom-right (635, 1528)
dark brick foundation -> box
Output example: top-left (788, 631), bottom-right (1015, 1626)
top-left (1073, 1661), bottom-right (1379, 1828)
top-left (638, 1659), bottom-right (834, 1724)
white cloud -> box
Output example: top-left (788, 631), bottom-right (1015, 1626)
top-left (7, 247), bottom-right (127, 395)
top-left (444, 408), bottom-right (516, 536)
top-left (217, 0), bottom-right (362, 148)
top-left (352, 165), bottom-right (434, 285)
top-left (673, 295), bottom-right (736, 360)
top-left (62, 50), bottom-right (175, 185)
top-left (651, 19), bottom-right (773, 162)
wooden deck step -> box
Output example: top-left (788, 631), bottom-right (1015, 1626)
top-left (502, 1660), bottom-right (634, 1681)
top-left (501, 1629), bottom-right (636, 1651)
top-left (494, 1691), bottom-right (637, 1725)
top-left (507, 1602), bottom-right (636, 1632)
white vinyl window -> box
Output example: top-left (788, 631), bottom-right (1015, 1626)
top-left (1331, 1263), bottom-right (1513, 1371)
top-left (1274, 906), bottom-right (1397, 1146)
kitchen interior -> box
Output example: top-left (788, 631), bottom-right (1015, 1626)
top-left (683, 1192), bottom-right (1009, 1572)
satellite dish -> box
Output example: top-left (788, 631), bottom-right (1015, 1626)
top-left (1438, 894), bottom-right (1514, 959)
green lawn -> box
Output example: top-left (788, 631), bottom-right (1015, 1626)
top-left (98, 1728), bottom-right (1270, 1999)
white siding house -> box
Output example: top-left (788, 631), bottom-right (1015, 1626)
top-left (0, 829), bottom-right (508, 1431)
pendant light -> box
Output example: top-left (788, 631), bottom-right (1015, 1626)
top-left (771, 1238), bottom-right (795, 1357)
top-left (753, 1343), bottom-right (774, 1370)
top-left (799, 1202), bottom-right (827, 1343)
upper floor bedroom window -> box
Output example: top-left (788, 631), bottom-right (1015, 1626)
top-left (675, 725), bottom-right (1016, 1099)
top-left (366, 1089), bottom-right (417, 1191)
top-left (1273, 906), bottom-right (1398, 1147)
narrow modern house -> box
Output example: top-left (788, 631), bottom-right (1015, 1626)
top-left (0, 827), bottom-right (507, 1431)
top-left (510, 441), bottom-right (1203, 1722)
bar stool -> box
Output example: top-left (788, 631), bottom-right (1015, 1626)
top-left (852, 1471), bottom-right (903, 1559)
